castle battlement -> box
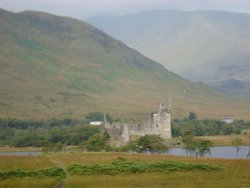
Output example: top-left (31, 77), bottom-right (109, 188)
top-left (103, 103), bottom-right (171, 146)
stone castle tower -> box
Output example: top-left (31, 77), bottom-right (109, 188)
top-left (103, 103), bottom-right (171, 146)
top-left (150, 103), bottom-right (172, 138)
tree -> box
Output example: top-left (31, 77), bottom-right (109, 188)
top-left (188, 112), bottom-right (197, 120)
top-left (182, 131), bottom-right (194, 144)
top-left (183, 139), bottom-right (212, 157)
top-left (15, 135), bottom-right (48, 147)
top-left (195, 140), bottom-right (212, 157)
top-left (231, 137), bottom-right (242, 158)
top-left (85, 112), bottom-right (112, 122)
top-left (171, 125), bottom-right (181, 137)
top-left (68, 126), bottom-right (100, 145)
top-left (182, 131), bottom-right (212, 157)
top-left (135, 135), bottom-right (168, 154)
top-left (182, 131), bottom-right (196, 156)
top-left (84, 133), bottom-right (108, 151)
top-left (63, 118), bottom-right (78, 126)
top-left (247, 133), bottom-right (250, 158)
top-left (49, 128), bottom-right (69, 144)
top-left (221, 124), bottom-right (234, 135)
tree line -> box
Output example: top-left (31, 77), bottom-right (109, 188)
top-left (0, 112), bottom-right (249, 153)
top-left (171, 112), bottom-right (250, 137)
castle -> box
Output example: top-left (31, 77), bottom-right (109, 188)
top-left (103, 103), bottom-right (171, 146)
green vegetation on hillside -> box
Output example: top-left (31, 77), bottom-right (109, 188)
top-left (1, 8), bottom-right (250, 120)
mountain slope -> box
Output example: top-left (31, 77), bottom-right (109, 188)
top-left (86, 10), bottom-right (250, 99)
top-left (1, 8), bottom-right (250, 120)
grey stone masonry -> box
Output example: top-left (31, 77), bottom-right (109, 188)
top-left (103, 103), bottom-right (171, 146)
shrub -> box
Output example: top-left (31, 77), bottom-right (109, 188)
top-left (0, 166), bottom-right (66, 179)
top-left (67, 157), bottom-right (222, 175)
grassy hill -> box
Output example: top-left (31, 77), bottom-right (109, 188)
top-left (1, 8), bottom-right (250, 120)
top-left (87, 10), bottom-right (250, 99)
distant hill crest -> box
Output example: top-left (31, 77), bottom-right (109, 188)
top-left (87, 9), bottom-right (250, 100)
top-left (1, 8), bottom-right (250, 119)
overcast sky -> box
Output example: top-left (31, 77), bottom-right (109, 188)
top-left (2, 0), bottom-right (250, 19)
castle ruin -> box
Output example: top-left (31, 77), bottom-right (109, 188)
top-left (103, 103), bottom-right (171, 146)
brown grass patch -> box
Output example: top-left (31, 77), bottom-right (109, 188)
top-left (0, 156), bottom-right (54, 170)
top-left (195, 135), bottom-right (250, 146)
top-left (0, 147), bottom-right (42, 152)
top-left (0, 177), bottom-right (58, 188)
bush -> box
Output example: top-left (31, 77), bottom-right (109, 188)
top-left (67, 157), bottom-right (222, 175)
top-left (188, 112), bottom-right (197, 120)
top-left (0, 167), bottom-right (65, 179)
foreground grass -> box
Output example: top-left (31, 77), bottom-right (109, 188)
top-left (0, 152), bottom-right (249, 188)
top-left (50, 152), bottom-right (250, 188)
top-left (64, 169), bottom-right (249, 188)
top-left (0, 156), bottom-right (62, 187)
top-left (0, 177), bottom-right (59, 188)
top-left (0, 156), bottom-right (54, 170)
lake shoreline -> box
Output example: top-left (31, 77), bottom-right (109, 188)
top-left (1, 146), bottom-right (249, 159)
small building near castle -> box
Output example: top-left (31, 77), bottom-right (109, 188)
top-left (102, 103), bottom-right (171, 146)
top-left (90, 121), bottom-right (103, 126)
top-left (222, 117), bottom-right (234, 124)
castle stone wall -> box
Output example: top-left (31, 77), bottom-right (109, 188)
top-left (104, 104), bottom-right (171, 146)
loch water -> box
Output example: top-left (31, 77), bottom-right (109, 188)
top-left (170, 146), bottom-right (250, 159)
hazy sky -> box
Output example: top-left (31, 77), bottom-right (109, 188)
top-left (2, 0), bottom-right (250, 18)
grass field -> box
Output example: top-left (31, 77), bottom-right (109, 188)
top-left (0, 156), bottom-right (60, 188)
top-left (0, 152), bottom-right (249, 188)
top-left (0, 177), bottom-right (59, 188)
top-left (0, 147), bottom-right (42, 152)
top-left (0, 156), bottom-right (54, 170)
top-left (195, 134), bottom-right (250, 146)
